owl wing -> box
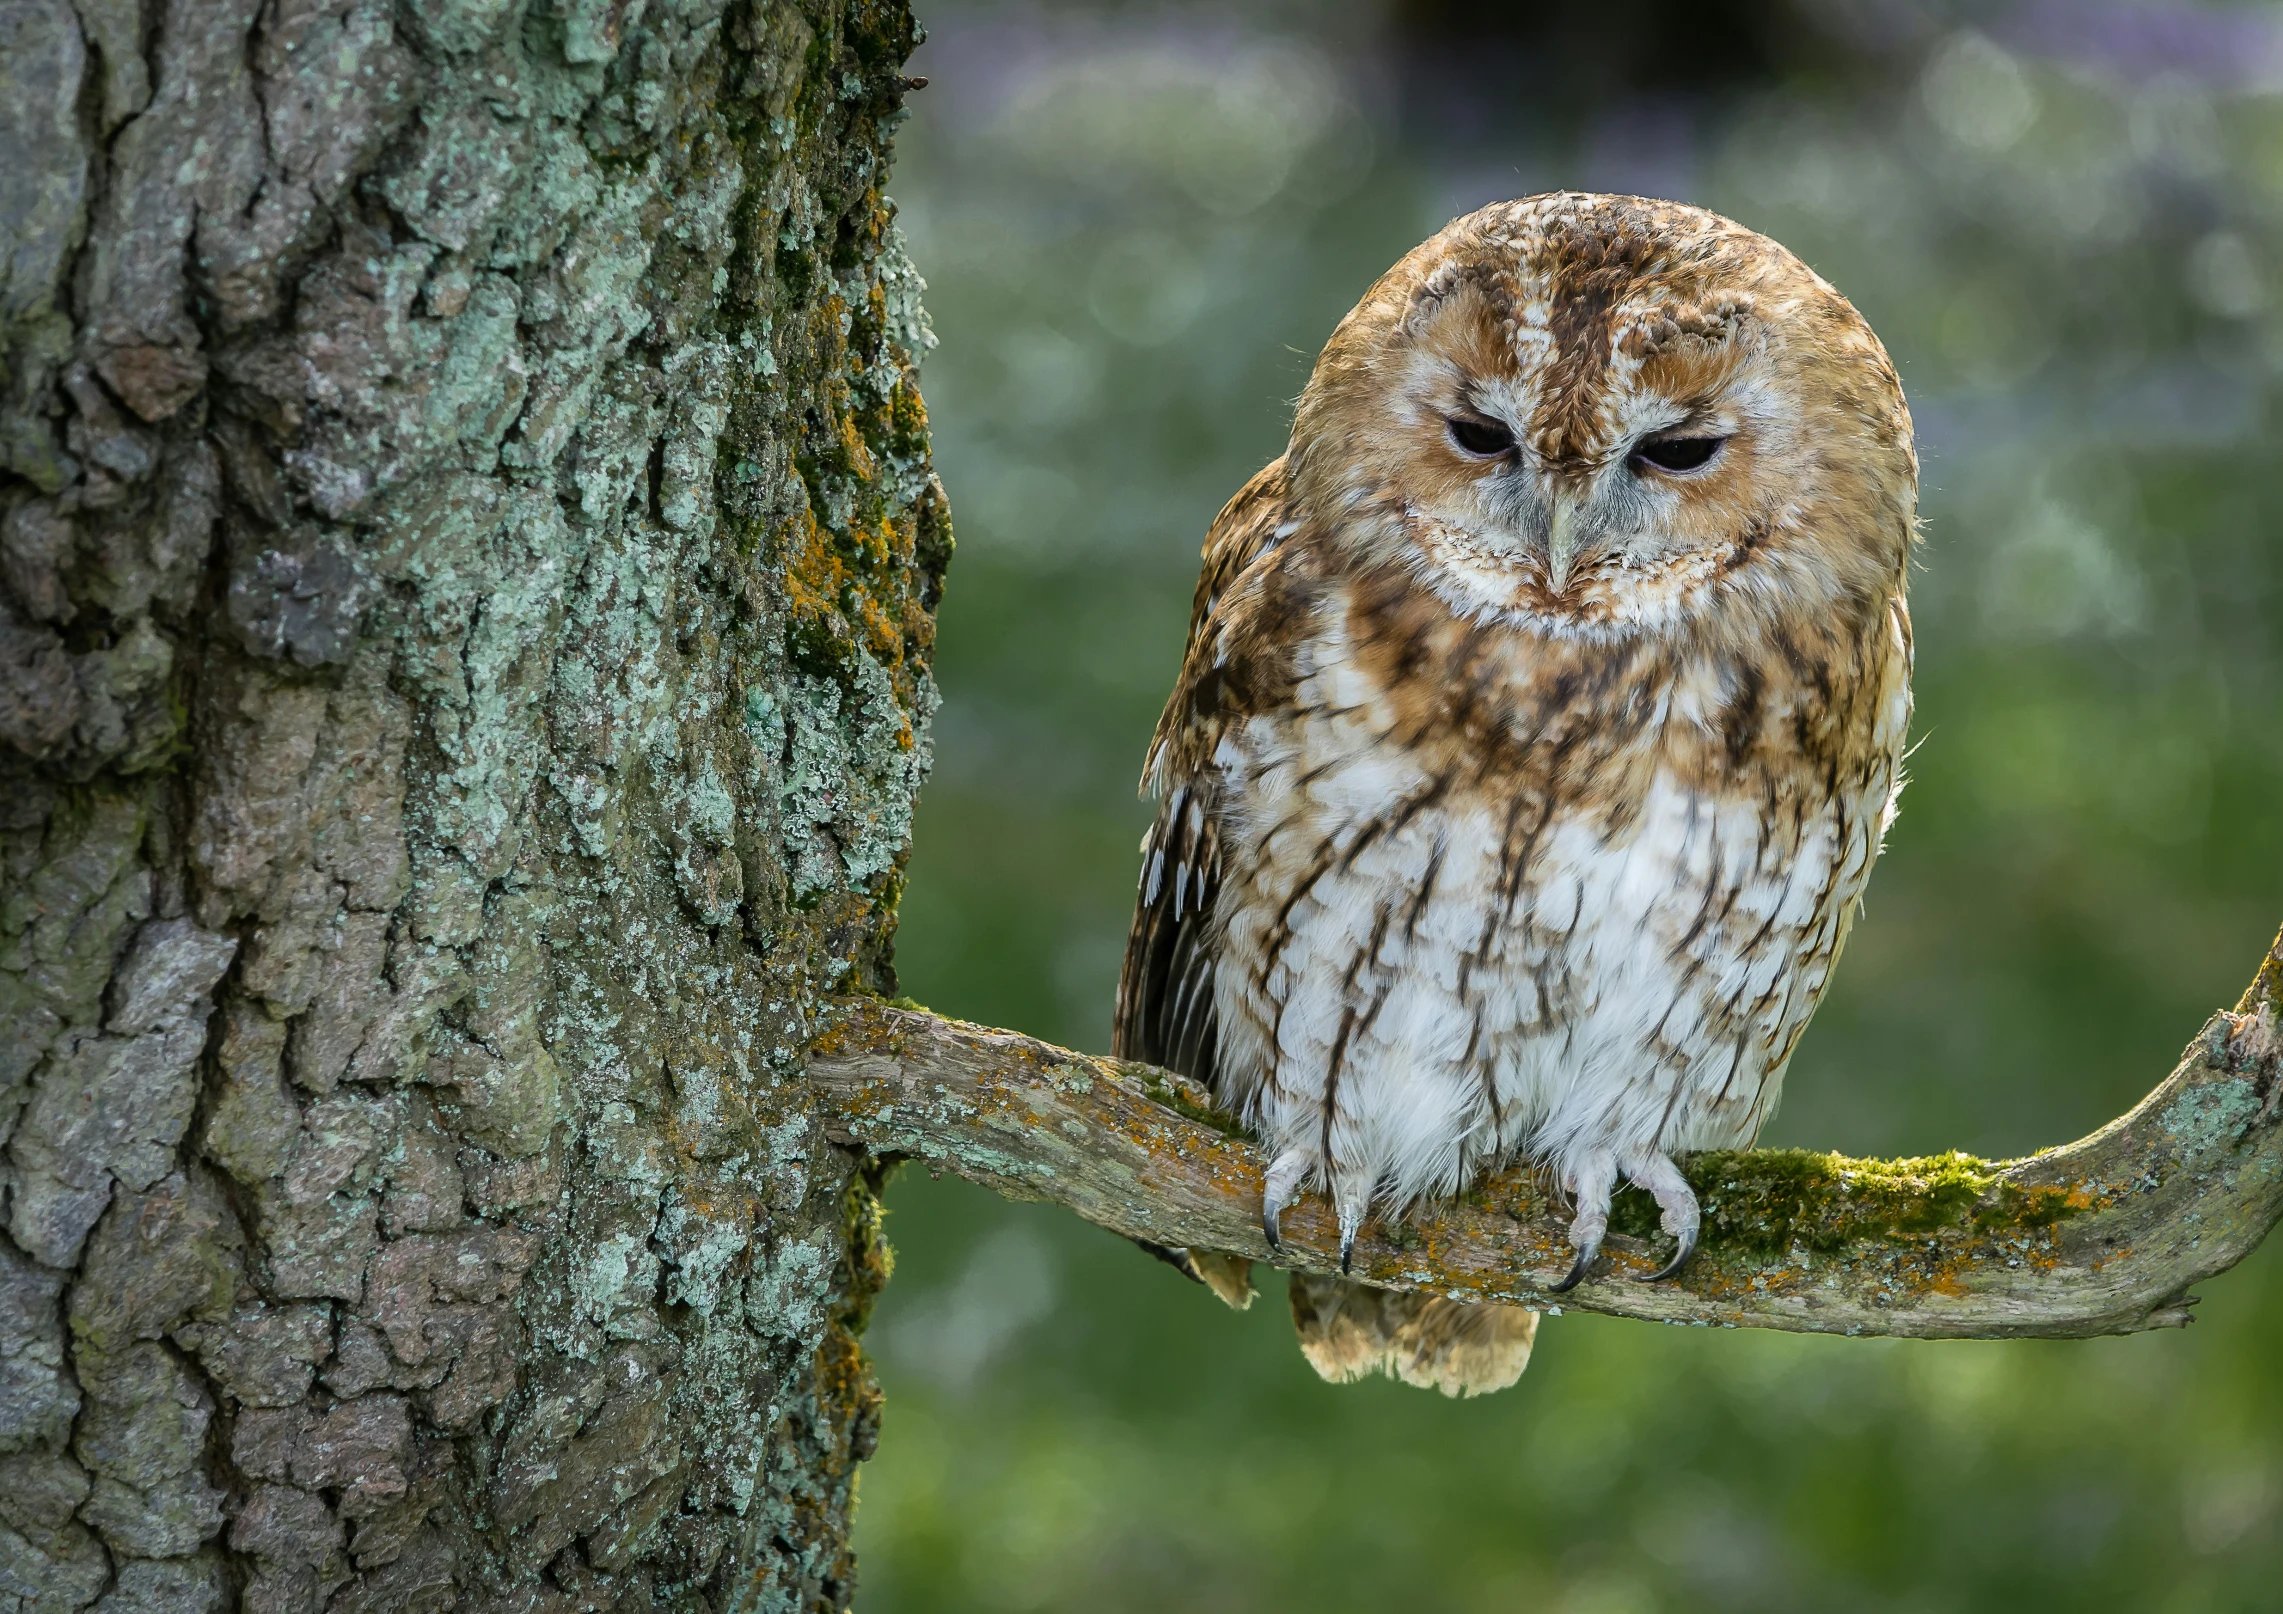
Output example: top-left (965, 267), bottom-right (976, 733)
top-left (1113, 457), bottom-right (1299, 1080)
top-left (1113, 458), bottom-right (1303, 1312)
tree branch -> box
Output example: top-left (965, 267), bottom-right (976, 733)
top-left (806, 927), bottom-right (2283, 1339)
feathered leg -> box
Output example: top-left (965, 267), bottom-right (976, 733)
top-left (1259, 1148), bottom-right (1310, 1252)
top-left (1550, 1149), bottom-right (1616, 1293)
top-left (1621, 1151), bottom-right (1701, 1281)
top-left (1329, 1160), bottom-right (1377, 1274)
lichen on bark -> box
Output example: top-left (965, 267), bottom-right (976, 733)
top-left (1, 2), bottom-right (946, 1609)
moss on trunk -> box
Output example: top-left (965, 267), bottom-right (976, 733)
top-left (0, 1), bottom-right (944, 1607)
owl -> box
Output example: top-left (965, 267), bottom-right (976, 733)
top-left (1113, 193), bottom-right (1916, 1395)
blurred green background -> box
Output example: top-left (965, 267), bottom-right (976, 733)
top-left (853, 2), bottom-right (2283, 1608)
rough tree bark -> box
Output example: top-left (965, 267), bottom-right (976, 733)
top-left (1, 2), bottom-right (944, 1609)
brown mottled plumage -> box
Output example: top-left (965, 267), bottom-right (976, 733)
top-left (1116, 194), bottom-right (1916, 1394)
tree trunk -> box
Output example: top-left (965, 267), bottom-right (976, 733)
top-left (0, 1), bottom-right (944, 1608)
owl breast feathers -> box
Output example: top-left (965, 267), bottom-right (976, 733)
top-left (1114, 193), bottom-right (1917, 1395)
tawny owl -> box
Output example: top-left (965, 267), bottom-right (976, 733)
top-left (1113, 193), bottom-right (1916, 1396)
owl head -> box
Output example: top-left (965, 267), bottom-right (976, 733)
top-left (1288, 193), bottom-right (1916, 642)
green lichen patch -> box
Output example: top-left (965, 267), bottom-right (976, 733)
top-left (1138, 1070), bottom-right (1258, 1143)
top-left (1699, 1148), bottom-right (1993, 1251)
top-left (2158, 1078), bottom-right (2266, 1156)
top-left (1607, 1147), bottom-right (2090, 1255)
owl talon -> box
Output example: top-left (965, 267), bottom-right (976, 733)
top-left (1622, 1151), bottom-right (1701, 1285)
top-left (1550, 1150), bottom-right (1616, 1294)
top-left (1643, 1223), bottom-right (1698, 1282)
top-left (1261, 1150), bottom-right (1308, 1258)
top-left (1549, 1239), bottom-right (1600, 1293)
top-left (1333, 1196), bottom-right (1360, 1278)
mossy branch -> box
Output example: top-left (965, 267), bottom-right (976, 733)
top-left (806, 926), bottom-right (2283, 1339)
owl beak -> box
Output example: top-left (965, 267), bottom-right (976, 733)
top-left (1545, 493), bottom-right (1586, 595)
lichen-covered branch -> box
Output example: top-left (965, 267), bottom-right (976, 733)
top-left (808, 925), bottom-right (2283, 1340)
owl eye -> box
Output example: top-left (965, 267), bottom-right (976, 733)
top-left (1447, 415), bottom-right (1516, 458)
top-left (1631, 435), bottom-right (1726, 474)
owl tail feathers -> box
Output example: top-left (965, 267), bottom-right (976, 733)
top-left (1191, 1250), bottom-right (1257, 1310)
top-left (1288, 1274), bottom-right (1539, 1397)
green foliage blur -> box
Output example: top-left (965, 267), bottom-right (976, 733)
top-left (855, 3), bottom-right (2283, 1608)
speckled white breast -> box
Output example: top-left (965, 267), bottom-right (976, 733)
top-left (1209, 618), bottom-right (1906, 1214)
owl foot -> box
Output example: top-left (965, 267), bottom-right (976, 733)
top-left (1337, 1198), bottom-right (1366, 1274)
top-left (1622, 1151), bottom-right (1702, 1282)
top-left (1646, 1232), bottom-right (1698, 1282)
top-left (1259, 1150), bottom-right (1310, 1254)
top-left (1549, 1152), bottom-right (1616, 1293)
top-left (1332, 1168), bottom-right (1373, 1275)
top-left (1549, 1243), bottom-right (1598, 1294)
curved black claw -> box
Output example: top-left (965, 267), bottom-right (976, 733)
top-left (1643, 1224), bottom-right (1698, 1283)
top-left (1261, 1205), bottom-right (1283, 1254)
top-left (1549, 1244), bottom-right (1598, 1294)
top-left (1338, 1228), bottom-right (1356, 1275)
top-left (1133, 1238), bottom-right (1205, 1286)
